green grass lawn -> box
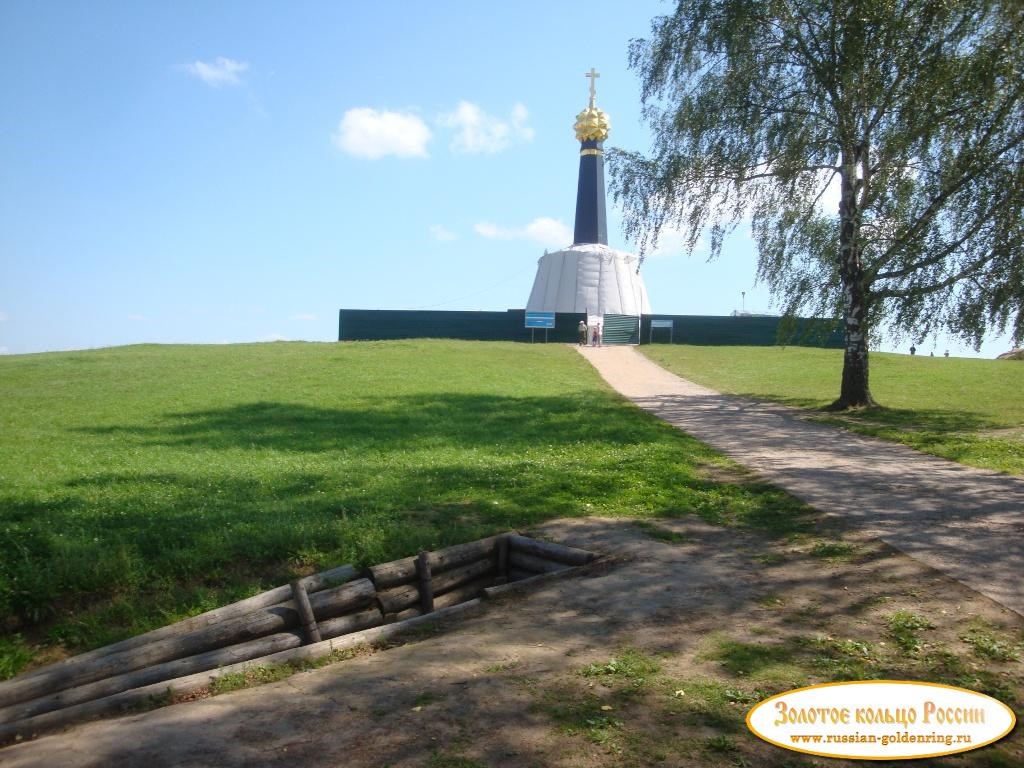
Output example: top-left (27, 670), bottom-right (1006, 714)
top-left (0, 340), bottom-right (809, 677)
top-left (641, 345), bottom-right (1024, 475)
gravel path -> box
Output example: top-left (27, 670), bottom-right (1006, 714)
top-left (577, 345), bottom-right (1024, 617)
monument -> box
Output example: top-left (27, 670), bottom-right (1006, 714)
top-left (338, 71), bottom-right (841, 348)
top-left (525, 69), bottom-right (651, 324)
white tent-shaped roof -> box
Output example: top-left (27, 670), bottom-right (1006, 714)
top-left (525, 243), bottom-right (651, 316)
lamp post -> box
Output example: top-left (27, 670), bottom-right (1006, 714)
top-left (741, 291), bottom-right (746, 313)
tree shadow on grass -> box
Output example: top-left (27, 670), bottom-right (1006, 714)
top-left (2, 457), bottom-right (788, 641)
top-left (74, 393), bottom-right (663, 452)
top-left (0, 450), bottom-right (823, 655)
top-left (2, 390), bottom-right (831, 658)
top-left (739, 394), bottom-right (1000, 434)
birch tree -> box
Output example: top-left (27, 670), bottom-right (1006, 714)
top-left (609, 0), bottom-right (1024, 407)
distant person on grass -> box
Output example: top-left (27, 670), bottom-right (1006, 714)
top-left (578, 320), bottom-right (588, 346)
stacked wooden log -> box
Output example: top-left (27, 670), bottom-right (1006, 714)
top-left (366, 533), bottom-right (596, 617)
top-left (0, 532), bottom-right (596, 746)
top-left (505, 534), bottom-right (594, 581)
top-left (0, 565), bottom-right (378, 733)
top-left (370, 535), bottom-right (504, 622)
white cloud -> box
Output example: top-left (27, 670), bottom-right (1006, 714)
top-left (184, 57), bottom-right (249, 87)
top-left (127, 314), bottom-right (146, 322)
top-left (474, 222), bottom-right (505, 239)
top-left (439, 101), bottom-right (533, 154)
top-left (511, 103), bottom-right (534, 141)
top-left (474, 217), bottom-right (571, 248)
top-left (429, 225), bottom-right (458, 242)
top-left (292, 313), bottom-right (316, 321)
top-left (639, 226), bottom-right (706, 259)
top-left (333, 108), bottom-right (431, 159)
top-left (0, 311), bottom-right (8, 322)
top-left (0, 347), bottom-right (8, 355)
top-left (523, 217), bottom-right (572, 246)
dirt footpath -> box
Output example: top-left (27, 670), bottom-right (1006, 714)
top-left (577, 345), bottom-right (1024, 617)
top-left (3, 518), bottom-right (1022, 767)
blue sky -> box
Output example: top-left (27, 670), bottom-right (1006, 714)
top-left (0, 1), bottom-right (1013, 357)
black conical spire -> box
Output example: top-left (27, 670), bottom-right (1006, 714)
top-left (573, 68), bottom-right (610, 245)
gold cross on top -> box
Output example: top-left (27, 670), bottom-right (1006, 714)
top-left (585, 67), bottom-right (600, 106)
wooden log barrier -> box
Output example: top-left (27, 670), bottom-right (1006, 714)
top-left (433, 555), bottom-right (495, 595)
top-left (484, 564), bottom-right (588, 599)
top-left (0, 578), bottom-right (376, 709)
top-left (0, 606), bottom-right (384, 728)
top-left (369, 535), bottom-right (503, 589)
top-left (495, 536), bottom-right (510, 585)
top-left (497, 536), bottom-right (509, 577)
top-left (436, 576), bottom-right (491, 610)
top-left (507, 551), bottom-right (571, 576)
top-left (0, 534), bottom-right (596, 738)
top-left (290, 580), bottom-right (321, 644)
top-left (0, 601), bottom-right (482, 747)
top-left (0, 631), bottom-right (304, 725)
top-left (316, 607), bottom-right (384, 640)
top-left (416, 551), bottom-right (434, 614)
top-left (0, 563), bottom-right (356, 710)
top-left (385, 606), bottom-right (421, 624)
top-left (377, 556), bottom-right (495, 614)
top-left (383, 575), bottom-right (493, 623)
top-left (376, 583), bottom-right (419, 616)
top-left (507, 534), bottom-right (593, 566)
top-left (306, 578), bottom-right (376, 620)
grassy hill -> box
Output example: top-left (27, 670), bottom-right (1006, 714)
top-left (642, 345), bottom-right (1024, 475)
top-left (0, 341), bottom-right (809, 676)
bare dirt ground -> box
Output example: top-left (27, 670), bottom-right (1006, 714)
top-left (3, 517), bottom-right (1022, 767)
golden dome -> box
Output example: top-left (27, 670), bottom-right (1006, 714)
top-left (574, 105), bottom-right (610, 142)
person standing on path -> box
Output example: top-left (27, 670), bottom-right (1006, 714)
top-left (578, 320), bottom-right (588, 346)
top-left (591, 323), bottom-right (602, 347)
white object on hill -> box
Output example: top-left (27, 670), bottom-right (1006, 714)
top-left (525, 243), bottom-right (651, 316)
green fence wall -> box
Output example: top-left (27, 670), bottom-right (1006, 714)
top-left (338, 309), bottom-right (843, 348)
top-left (338, 309), bottom-right (587, 344)
top-left (640, 314), bottom-right (844, 348)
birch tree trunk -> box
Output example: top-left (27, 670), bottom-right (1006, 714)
top-left (834, 152), bottom-right (876, 409)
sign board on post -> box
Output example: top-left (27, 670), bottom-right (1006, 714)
top-left (649, 318), bottom-right (674, 344)
top-left (524, 311), bottom-right (555, 343)
top-left (524, 312), bottom-right (556, 329)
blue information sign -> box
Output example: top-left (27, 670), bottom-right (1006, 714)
top-left (524, 312), bottom-right (556, 329)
